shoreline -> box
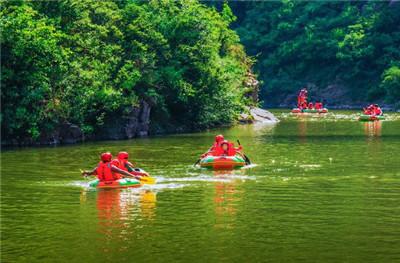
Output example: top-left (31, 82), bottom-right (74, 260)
top-left (4, 107), bottom-right (400, 149)
top-left (270, 105), bottom-right (399, 112)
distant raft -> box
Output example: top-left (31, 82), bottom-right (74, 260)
top-left (358, 114), bottom-right (385, 121)
top-left (291, 108), bottom-right (328, 113)
top-left (89, 178), bottom-right (141, 189)
top-left (199, 155), bottom-right (246, 170)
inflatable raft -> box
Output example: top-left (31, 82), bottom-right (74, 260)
top-left (89, 178), bottom-right (141, 189)
top-left (291, 108), bottom-right (328, 113)
top-left (199, 155), bottom-right (246, 170)
top-left (358, 114), bottom-right (385, 121)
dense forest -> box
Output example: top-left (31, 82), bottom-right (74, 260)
top-left (1, 0), bottom-right (256, 144)
top-left (2, 0), bottom-right (400, 145)
top-left (226, 1), bottom-right (400, 107)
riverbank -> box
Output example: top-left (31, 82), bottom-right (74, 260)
top-left (2, 107), bottom-right (278, 147)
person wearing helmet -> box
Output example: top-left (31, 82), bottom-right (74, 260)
top-left (202, 134), bottom-right (225, 157)
top-left (81, 152), bottom-right (138, 181)
top-left (373, 104), bottom-right (382, 116)
top-left (297, 89), bottom-right (307, 109)
top-left (214, 140), bottom-right (242, 156)
top-left (315, 102), bottom-right (322, 110)
top-left (111, 151), bottom-right (148, 177)
top-left (220, 140), bottom-right (231, 156)
top-left (364, 104), bottom-right (375, 115)
top-left (214, 135), bottom-right (224, 146)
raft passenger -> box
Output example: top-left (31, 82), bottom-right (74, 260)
top-left (112, 151), bottom-right (148, 177)
top-left (202, 134), bottom-right (225, 157)
top-left (82, 152), bottom-right (138, 181)
top-left (315, 102), bottom-right (322, 110)
top-left (215, 140), bottom-right (243, 157)
top-left (373, 104), bottom-right (382, 116)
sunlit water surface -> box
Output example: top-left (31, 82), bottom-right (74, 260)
top-left (2, 110), bottom-right (400, 262)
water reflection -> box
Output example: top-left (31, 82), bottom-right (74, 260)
top-left (80, 186), bottom-right (157, 252)
top-left (213, 171), bottom-right (244, 229)
top-left (139, 190), bottom-right (157, 219)
top-left (363, 121), bottom-right (382, 138)
top-left (298, 120), bottom-right (307, 142)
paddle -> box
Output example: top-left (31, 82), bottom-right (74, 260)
top-left (80, 169), bottom-right (90, 178)
top-left (236, 140), bottom-right (251, 165)
top-left (135, 176), bottom-right (156, 184)
top-left (193, 158), bottom-right (201, 167)
top-left (127, 167), bottom-right (156, 184)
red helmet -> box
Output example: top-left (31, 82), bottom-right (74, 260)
top-left (220, 140), bottom-right (229, 146)
top-left (215, 134), bottom-right (224, 143)
top-left (117, 151), bottom-right (129, 160)
top-left (100, 152), bottom-right (112, 162)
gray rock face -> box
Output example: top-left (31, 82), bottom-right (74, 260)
top-left (239, 107), bottom-right (279, 124)
top-left (250, 107), bottom-right (279, 123)
top-left (59, 122), bottom-right (84, 144)
top-left (36, 122), bottom-right (83, 145)
top-left (98, 100), bottom-right (151, 140)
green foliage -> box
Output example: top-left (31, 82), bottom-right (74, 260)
top-left (1, 3), bottom-right (68, 139)
top-left (232, 1), bottom-right (400, 105)
top-left (1, 0), bottom-right (254, 142)
top-left (381, 65), bottom-right (400, 103)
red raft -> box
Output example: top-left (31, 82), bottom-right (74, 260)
top-left (89, 178), bottom-right (141, 189)
top-left (199, 155), bottom-right (246, 170)
top-left (88, 168), bottom-right (149, 189)
top-left (291, 108), bottom-right (328, 113)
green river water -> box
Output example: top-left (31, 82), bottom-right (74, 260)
top-left (1, 110), bottom-right (400, 263)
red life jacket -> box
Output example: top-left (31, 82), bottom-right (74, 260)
top-left (96, 161), bottom-right (118, 181)
top-left (112, 159), bottom-right (126, 170)
top-left (111, 159), bottom-right (127, 179)
top-left (374, 107), bottom-right (382, 115)
top-left (215, 142), bottom-right (236, 156)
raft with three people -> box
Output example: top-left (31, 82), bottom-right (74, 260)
top-left (199, 155), bottom-right (246, 170)
top-left (291, 107), bottom-right (328, 114)
top-left (358, 104), bottom-right (385, 121)
top-left (196, 135), bottom-right (250, 170)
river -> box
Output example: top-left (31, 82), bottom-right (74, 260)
top-left (1, 110), bottom-right (400, 262)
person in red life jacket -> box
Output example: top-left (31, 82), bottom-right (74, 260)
top-left (297, 88), bottom-right (308, 109)
top-left (373, 104), bottom-right (382, 116)
top-left (365, 104), bottom-right (375, 115)
top-left (214, 140), bottom-right (243, 156)
top-left (111, 151), bottom-right (148, 177)
top-left (202, 134), bottom-right (225, 157)
top-left (218, 141), bottom-right (231, 156)
top-left (363, 105), bottom-right (372, 115)
top-left (315, 102), bottom-right (322, 110)
top-left (81, 152), bottom-right (137, 181)
top-left (308, 102), bottom-right (314, 109)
